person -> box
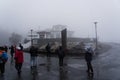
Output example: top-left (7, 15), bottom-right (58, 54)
top-left (57, 46), bottom-right (65, 67)
top-left (30, 46), bottom-right (38, 69)
top-left (4, 45), bottom-right (8, 53)
top-left (45, 43), bottom-right (51, 57)
top-left (14, 46), bottom-right (24, 74)
top-left (85, 47), bottom-right (94, 74)
top-left (9, 45), bottom-right (15, 59)
top-left (19, 43), bottom-right (23, 51)
top-left (0, 47), bottom-right (8, 76)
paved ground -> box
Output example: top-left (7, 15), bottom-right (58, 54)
top-left (0, 43), bottom-right (120, 80)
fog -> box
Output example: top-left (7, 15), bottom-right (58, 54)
top-left (0, 0), bottom-right (120, 44)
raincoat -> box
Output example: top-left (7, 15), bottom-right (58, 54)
top-left (14, 49), bottom-right (24, 63)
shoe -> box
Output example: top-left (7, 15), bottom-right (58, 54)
top-left (18, 70), bottom-right (21, 74)
top-left (90, 71), bottom-right (94, 74)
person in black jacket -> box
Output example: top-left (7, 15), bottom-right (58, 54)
top-left (57, 46), bottom-right (65, 67)
top-left (19, 43), bottom-right (23, 51)
top-left (4, 45), bottom-right (8, 53)
top-left (30, 46), bottom-right (38, 68)
top-left (45, 43), bottom-right (51, 57)
top-left (9, 45), bottom-right (14, 59)
top-left (85, 47), bottom-right (94, 74)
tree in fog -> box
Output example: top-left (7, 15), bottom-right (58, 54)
top-left (9, 33), bottom-right (22, 45)
top-left (23, 38), bottom-right (30, 44)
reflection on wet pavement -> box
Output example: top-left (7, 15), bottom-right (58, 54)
top-left (2, 43), bottom-right (120, 80)
top-left (59, 66), bottom-right (68, 80)
top-left (46, 57), bottom-right (51, 72)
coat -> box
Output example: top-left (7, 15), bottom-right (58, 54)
top-left (14, 49), bottom-right (24, 63)
top-left (0, 51), bottom-right (8, 63)
top-left (57, 48), bottom-right (65, 58)
top-left (10, 46), bottom-right (14, 53)
top-left (85, 51), bottom-right (92, 62)
top-left (30, 46), bottom-right (38, 57)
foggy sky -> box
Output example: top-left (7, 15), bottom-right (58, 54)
top-left (0, 0), bottom-right (120, 43)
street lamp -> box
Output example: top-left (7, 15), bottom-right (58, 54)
top-left (94, 22), bottom-right (98, 52)
top-left (31, 29), bottom-right (33, 46)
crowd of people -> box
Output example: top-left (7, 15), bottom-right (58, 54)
top-left (0, 43), bottom-right (94, 77)
top-left (0, 43), bottom-right (24, 76)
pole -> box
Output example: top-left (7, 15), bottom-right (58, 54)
top-left (31, 29), bottom-right (33, 46)
top-left (94, 22), bottom-right (99, 80)
top-left (94, 22), bottom-right (98, 52)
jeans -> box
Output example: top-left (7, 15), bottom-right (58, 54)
top-left (31, 56), bottom-right (37, 67)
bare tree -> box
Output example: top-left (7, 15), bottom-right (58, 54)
top-left (9, 33), bottom-right (22, 45)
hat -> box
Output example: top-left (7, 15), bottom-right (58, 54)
top-left (17, 47), bottom-right (21, 50)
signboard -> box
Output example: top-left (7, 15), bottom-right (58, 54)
top-left (28, 35), bottom-right (38, 37)
top-left (61, 28), bottom-right (67, 51)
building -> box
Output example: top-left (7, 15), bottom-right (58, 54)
top-left (37, 31), bottom-right (51, 39)
top-left (36, 25), bottom-right (74, 39)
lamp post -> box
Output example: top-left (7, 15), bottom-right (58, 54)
top-left (94, 22), bottom-right (99, 80)
top-left (94, 22), bottom-right (98, 52)
top-left (31, 29), bottom-right (33, 46)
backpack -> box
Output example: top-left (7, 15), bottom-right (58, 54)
top-left (1, 52), bottom-right (8, 63)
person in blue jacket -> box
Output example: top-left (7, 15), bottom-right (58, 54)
top-left (0, 47), bottom-right (8, 76)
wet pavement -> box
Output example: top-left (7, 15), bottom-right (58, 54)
top-left (0, 43), bottom-right (120, 80)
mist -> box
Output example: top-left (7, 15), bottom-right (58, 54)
top-left (0, 29), bottom-right (10, 45)
top-left (0, 0), bottom-right (120, 44)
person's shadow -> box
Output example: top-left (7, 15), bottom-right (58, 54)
top-left (31, 66), bottom-right (38, 80)
top-left (87, 73), bottom-right (94, 80)
top-left (10, 57), bottom-right (14, 65)
top-left (46, 57), bottom-right (51, 72)
top-left (59, 66), bottom-right (68, 80)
